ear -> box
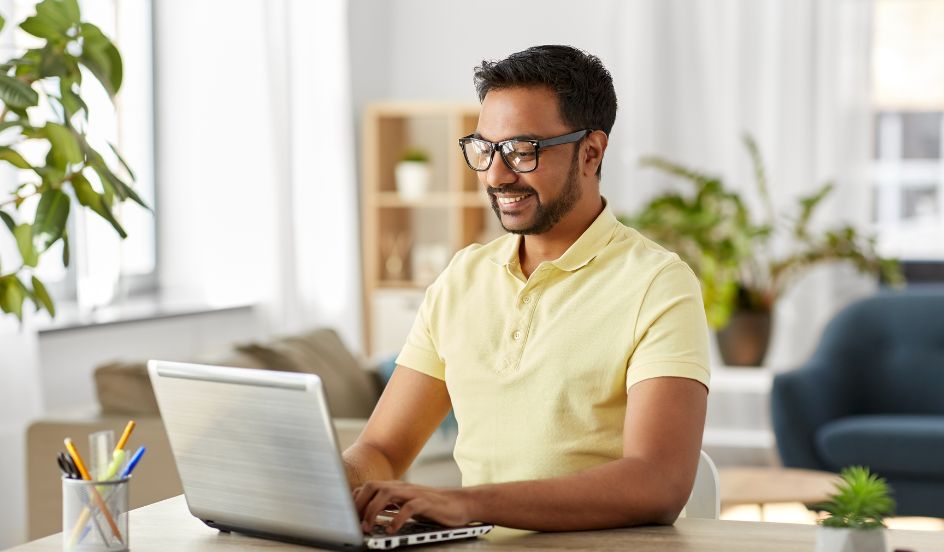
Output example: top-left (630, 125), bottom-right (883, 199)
top-left (581, 130), bottom-right (608, 178)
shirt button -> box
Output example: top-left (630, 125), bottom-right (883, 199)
top-left (522, 296), bottom-right (532, 305)
top-left (512, 330), bottom-right (522, 340)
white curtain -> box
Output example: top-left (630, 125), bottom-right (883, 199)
top-left (157, 0), bottom-right (362, 351)
top-left (608, 0), bottom-right (875, 368)
top-left (262, 0), bottom-right (362, 347)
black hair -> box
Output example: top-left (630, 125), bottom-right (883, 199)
top-left (473, 44), bottom-right (617, 138)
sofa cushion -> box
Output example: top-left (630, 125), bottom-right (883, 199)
top-left (95, 351), bottom-right (269, 415)
top-left (816, 415), bottom-right (944, 479)
top-left (236, 328), bottom-right (380, 418)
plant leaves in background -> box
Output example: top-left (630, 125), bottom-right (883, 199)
top-left (78, 22), bottom-right (122, 97)
top-left (0, 146), bottom-right (33, 169)
top-left (108, 142), bottom-right (136, 181)
top-left (31, 275), bottom-right (55, 316)
top-left (61, 229), bottom-right (70, 266)
top-left (14, 223), bottom-right (38, 267)
top-left (33, 188), bottom-right (70, 252)
top-left (34, 0), bottom-right (79, 34)
top-left (44, 122), bottom-right (83, 167)
top-left (0, 74), bottom-right (39, 108)
top-left (0, 210), bottom-right (15, 232)
top-left (0, 275), bottom-right (26, 320)
top-left (71, 172), bottom-right (127, 238)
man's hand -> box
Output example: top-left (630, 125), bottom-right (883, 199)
top-left (353, 480), bottom-right (472, 534)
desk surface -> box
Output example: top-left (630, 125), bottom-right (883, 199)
top-left (7, 495), bottom-right (943, 551)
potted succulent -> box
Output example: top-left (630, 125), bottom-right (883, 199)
top-left (814, 466), bottom-right (895, 552)
top-left (620, 135), bottom-right (902, 366)
top-left (394, 148), bottom-right (431, 201)
top-left (0, 0), bottom-right (146, 322)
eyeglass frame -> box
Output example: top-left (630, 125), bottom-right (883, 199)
top-left (457, 129), bottom-right (592, 173)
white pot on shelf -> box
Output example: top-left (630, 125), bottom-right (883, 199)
top-left (395, 161), bottom-right (431, 201)
top-left (815, 527), bottom-right (886, 552)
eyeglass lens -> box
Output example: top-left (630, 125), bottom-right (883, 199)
top-left (463, 139), bottom-right (537, 172)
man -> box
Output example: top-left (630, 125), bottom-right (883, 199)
top-left (345, 45), bottom-right (710, 533)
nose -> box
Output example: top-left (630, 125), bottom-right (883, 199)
top-left (483, 149), bottom-right (518, 189)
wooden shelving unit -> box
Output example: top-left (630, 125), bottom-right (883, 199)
top-left (361, 101), bottom-right (499, 356)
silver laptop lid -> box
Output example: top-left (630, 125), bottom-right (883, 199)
top-left (147, 360), bottom-right (363, 547)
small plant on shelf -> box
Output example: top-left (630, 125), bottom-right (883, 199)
top-left (395, 147), bottom-right (431, 201)
top-left (400, 148), bottom-right (429, 163)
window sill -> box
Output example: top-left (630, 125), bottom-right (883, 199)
top-left (34, 293), bottom-right (255, 335)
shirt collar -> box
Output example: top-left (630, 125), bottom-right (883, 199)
top-left (488, 199), bottom-right (620, 273)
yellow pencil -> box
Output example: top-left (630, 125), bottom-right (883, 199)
top-left (64, 439), bottom-right (124, 545)
top-left (114, 420), bottom-right (136, 451)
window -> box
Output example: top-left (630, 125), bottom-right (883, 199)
top-left (1, 0), bottom-right (156, 311)
top-left (870, 1), bottom-right (944, 268)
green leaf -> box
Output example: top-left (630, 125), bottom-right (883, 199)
top-left (0, 276), bottom-right (25, 320)
top-left (61, 229), bottom-right (70, 267)
top-left (59, 78), bottom-right (88, 118)
top-left (20, 15), bottom-right (65, 41)
top-left (31, 275), bottom-right (55, 317)
top-left (0, 210), bottom-right (15, 232)
top-left (14, 223), bottom-right (39, 267)
top-left (108, 142), bottom-right (136, 182)
top-left (0, 147), bottom-right (32, 169)
top-left (35, 0), bottom-right (79, 32)
top-left (78, 23), bottom-right (122, 97)
top-left (0, 13), bottom-right (5, 34)
top-left (33, 189), bottom-right (70, 252)
top-left (0, 75), bottom-right (39, 108)
top-left (45, 123), bottom-right (83, 167)
top-left (71, 172), bottom-right (127, 238)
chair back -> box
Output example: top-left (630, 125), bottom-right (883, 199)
top-left (685, 450), bottom-right (720, 519)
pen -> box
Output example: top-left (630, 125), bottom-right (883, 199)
top-left (114, 420), bottom-right (136, 451)
top-left (119, 447), bottom-right (146, 479)
top-left (64, 438), bottom-right (124, 546)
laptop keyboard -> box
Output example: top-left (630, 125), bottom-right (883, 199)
top-left (371, 521), bottom-right (443, 536)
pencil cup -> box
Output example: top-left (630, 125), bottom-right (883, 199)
top-left (62, 476), bottom-right (130, 552)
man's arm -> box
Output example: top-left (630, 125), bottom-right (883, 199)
top-left (342, 365), bottom-right (452, 488)
top-left (353, 376), bottom-right (707, 532)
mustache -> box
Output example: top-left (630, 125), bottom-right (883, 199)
top-left (487, 186), bottom-right (535, 195)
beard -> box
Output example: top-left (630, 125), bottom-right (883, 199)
top-left (489, 149), bottom-right (582, 235)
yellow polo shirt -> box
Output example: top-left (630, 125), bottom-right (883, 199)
top-left (395, 204), bottom-right (710, 487)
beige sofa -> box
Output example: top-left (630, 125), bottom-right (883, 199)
top-left (26, 328), bottom-right (460, 540)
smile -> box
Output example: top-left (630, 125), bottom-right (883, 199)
top-left (495, 194), bottom-right (533, 205)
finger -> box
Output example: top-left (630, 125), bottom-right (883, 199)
top-left (353, 482), bottom-right (376, 515)
top-left (387, 499), bottom-right (422, 534)
top-left (362, 487), bottom-right (406, 532)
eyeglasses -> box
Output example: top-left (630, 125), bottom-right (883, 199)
top-left (458, 129), bottom-right (591, 173)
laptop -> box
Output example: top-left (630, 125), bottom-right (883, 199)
top-left (147, 360), bottom-right (492, 550)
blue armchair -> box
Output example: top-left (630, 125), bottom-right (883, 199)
top-left (771, 290), bottom-right (944, 517)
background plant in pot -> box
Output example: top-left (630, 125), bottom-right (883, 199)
top-left (395, 148), bottom-right (431, 201)
top-left (0, 0), bottom-right (145, 321)
top-left (814, 466), bottom-right (895, 552)
top-left (619, 135), bottom-right (902, 366)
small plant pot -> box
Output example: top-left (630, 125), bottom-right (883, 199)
top-left (395, 161), bottom-right (431, 201)
top-left (815, 527), bottom-right (886, 552)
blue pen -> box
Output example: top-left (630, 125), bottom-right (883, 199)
top-left (119, 447), bottom-right (146, 479)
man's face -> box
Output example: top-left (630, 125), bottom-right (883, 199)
top-left (476, 87), bottom-right (584, 235)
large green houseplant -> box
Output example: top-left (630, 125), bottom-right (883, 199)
top-left (0, 0), bottom-right (145, 321)
top-left (620, 135), bottom-right (901, 365)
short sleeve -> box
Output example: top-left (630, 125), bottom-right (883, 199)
top-left (626, 260), bottom-right (711, 391)
top-left (394, 264), bottom-right (450, 381)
